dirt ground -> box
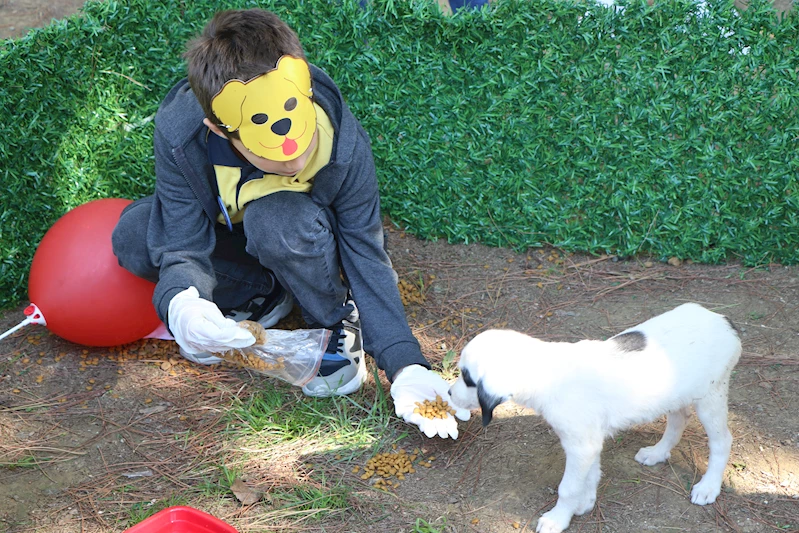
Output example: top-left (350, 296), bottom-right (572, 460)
top-left (0, 0), bottom-right (87, 39)
top-left (2, 221), bottom-right (799, 533)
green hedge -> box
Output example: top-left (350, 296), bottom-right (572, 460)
top-left (1, 0), bottom-right (797, 309)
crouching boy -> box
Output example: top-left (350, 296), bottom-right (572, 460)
top-left (112, 8), bottom-right (469, 438)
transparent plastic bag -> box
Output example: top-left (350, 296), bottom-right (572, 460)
top-left (216, 328), bottom-right (330, 386)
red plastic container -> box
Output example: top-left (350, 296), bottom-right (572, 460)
top-left (123, 506), bottom-right (239, 533)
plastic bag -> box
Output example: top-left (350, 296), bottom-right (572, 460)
top-left (216, 328), bottom-right (330, 386)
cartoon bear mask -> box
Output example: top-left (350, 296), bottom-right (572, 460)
top-left (211, 56), bottom-right (316, 161)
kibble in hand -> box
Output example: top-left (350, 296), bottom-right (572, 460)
top-left (238, 320), bottom-right (268, 345)
top-left (413, 394), bottom-right (457, 419)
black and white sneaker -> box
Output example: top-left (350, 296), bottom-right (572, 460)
top-left (179, 286), bottom-right (294, 365)
top-left (219, 286), bottom-right (294, 329)
top-left (301, 313), bottom-right (367, 397)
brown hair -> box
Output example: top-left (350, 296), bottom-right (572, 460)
top-left (184, 9), bottom-right (306, 131)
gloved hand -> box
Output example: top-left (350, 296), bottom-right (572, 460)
top-left (390, 365), bottom-right (471, 439)
top-left (168, 287), bottom-right (255, 357)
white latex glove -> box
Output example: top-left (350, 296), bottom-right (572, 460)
top-left (390, 365), bottom-right (471, 439)
top-left (168, 287), bottom-right (255, 356)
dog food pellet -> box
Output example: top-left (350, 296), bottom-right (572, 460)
top-left (512, 522), bottom-right (521, 529)
top-left (471, 518), bottom-right (480, 525)
top-left (217, 348), bottom-right (286, 372)
top-left (239, 320), bottom-right (268, 344)
top-left (211, 321), bottom-right (287, 373)
top-left (413, 395), bottom-right (456, 419)
top-left (372, 478), bottom-right (399, 491)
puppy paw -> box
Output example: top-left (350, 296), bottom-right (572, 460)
top-left (536, 509), bottom-right (571, 533)
top-left (690, 479), bottom-right (721, 505)
top-left (634, 445), bottom-right (670, 466)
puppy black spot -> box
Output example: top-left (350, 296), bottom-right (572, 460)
top-left (612, 331), bottom-right (647, 352)
top-left (477, 382), bottom-right (505, 427)
top-left (461, 367), bottom-right (476, 388)
top-left (724, 316), bottom-right (741, 337)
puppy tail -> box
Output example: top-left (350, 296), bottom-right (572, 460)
top-left (477, 382), bottom-right (505, 427)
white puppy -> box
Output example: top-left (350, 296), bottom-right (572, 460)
top-left (449, 303), bottom-right (741, 533)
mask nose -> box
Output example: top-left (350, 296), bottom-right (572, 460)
top-left (271, 118), bottom-right (291, 136)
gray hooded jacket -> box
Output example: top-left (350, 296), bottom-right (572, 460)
top-left (145, 65), bottom-right (429, 380)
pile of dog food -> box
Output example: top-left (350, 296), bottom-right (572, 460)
top-left (354, 445), bottom-right (436, 490)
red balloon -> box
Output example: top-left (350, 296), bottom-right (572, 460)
top-left (28, 198), bottom-right (161, 346)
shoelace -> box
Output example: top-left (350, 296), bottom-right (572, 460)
top-left (325, 325), bottom-right (346, 357)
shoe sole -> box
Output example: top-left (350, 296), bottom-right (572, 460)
top-left (301, 352), bottom-right (367, 397)
top-left (179, 347), bottom-right (223, 366)
top-left (257, 291), bottom-right (294, 328)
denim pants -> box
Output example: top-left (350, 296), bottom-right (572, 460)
top-left (112, 191), bottom-right (351, 327)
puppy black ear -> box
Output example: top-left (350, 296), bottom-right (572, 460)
top-left (477, 381), bottom-right (505, 427)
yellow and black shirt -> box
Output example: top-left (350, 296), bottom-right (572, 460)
top-left (208, 102), bottom-right (335, 226)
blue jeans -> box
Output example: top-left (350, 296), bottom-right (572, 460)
top-left (112, 191), bottom-right (352, 327)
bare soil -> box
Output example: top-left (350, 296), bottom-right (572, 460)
top-left (0, 0), bottom-right (88, 39)
top-left (2, 222), bottom-right (799, 533)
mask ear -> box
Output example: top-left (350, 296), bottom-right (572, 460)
top-left (211, 79), bottom-right (247, 133)
top-left (477, 381), bottom-right (506, 427)
top-left (276, 56), bottom-right (313, 97)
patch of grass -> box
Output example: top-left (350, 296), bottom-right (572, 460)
top-left (1, 454), bottom-right (39, 469)
top-left (440, 349), bottom-right (458, 381)
top-left (272, 484), bottom-right (351, 518)
top-left (196, 464), bottom-right (247, 499)
top-left (179, 378), bottom-right (398, 526)
top-left (231, 379), bottom-right (395, 449)
top-left (412, 517), bottom-right (449, 532)
top-left (126, 494), bottom-right (189, 526)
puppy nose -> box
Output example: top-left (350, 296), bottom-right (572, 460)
top-left (271, 118), bottom-right (291, 136)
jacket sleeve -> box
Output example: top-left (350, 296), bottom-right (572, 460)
top-left (148, 125), bottom-right (219, 322)
top-left (331, 125), bottom-right (431, 381)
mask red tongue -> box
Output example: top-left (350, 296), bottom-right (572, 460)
top-left (282, 138), bottom-right (298, 156)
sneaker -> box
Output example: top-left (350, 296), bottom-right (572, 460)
top-left (301, 318), bottom-right (367, 397)
top-left (220, 286), bottom-right (294, 328)
top-left (179, 286), bottom-right (294, 365)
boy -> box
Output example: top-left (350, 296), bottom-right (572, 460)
top-left (112, 9), bottom-right (469, 438)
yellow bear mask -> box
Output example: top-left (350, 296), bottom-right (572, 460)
top-left (211, 56), bottom-right (317, 162)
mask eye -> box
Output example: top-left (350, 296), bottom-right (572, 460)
top-left (251, 113), bottom-right (268, 125)
top-left (284, 97), bottom-right (297, 111)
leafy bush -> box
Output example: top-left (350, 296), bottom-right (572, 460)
top-left (1, 0), bottom-right (797, 309)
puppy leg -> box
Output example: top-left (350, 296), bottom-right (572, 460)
top-left (690, 388), bottom-right (732, 505)
top-left (575, 455), bottom-right (602, 516)
top-left (537, 434), bottom-right (603, 533)
top-left (635, 407), bottom-right (691, 466)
